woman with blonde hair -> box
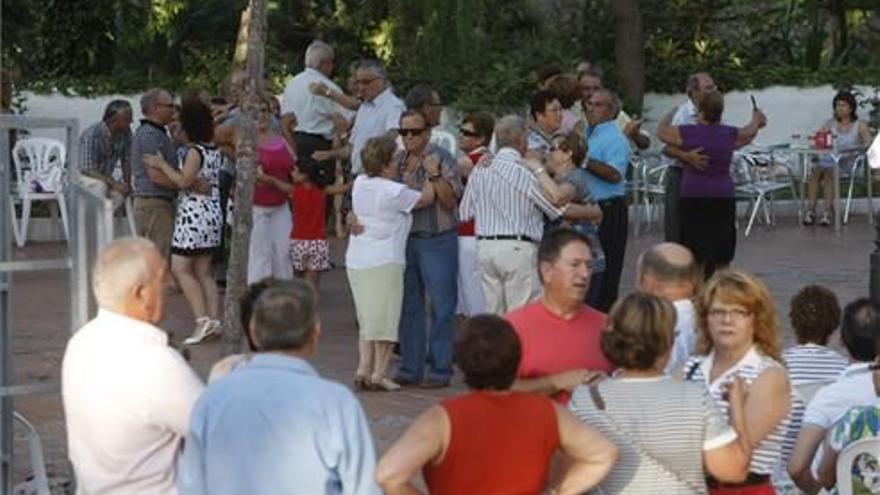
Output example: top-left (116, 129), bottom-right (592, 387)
top-left (683, 270), bottom-right (800, 494)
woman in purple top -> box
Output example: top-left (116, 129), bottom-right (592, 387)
top-left (657, 91), bottom-right (766, 278)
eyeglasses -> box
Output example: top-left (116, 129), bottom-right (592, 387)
top-left (400, 128), bottom-right (426, 137)
top-left (355, 77), bottom-right (378, 86)
top-left (708, 308), bottom-right (752, 320)
top-left (459, 128), bottom-right (480, 138)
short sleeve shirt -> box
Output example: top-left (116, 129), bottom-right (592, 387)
top-left (349, 88), bottom-right (405, 175)
top-left (345, 175), bottom-right (421, 269)
top-left (396, 143), bottom-right (462, 234)
top-left (585, 120), bottom-right (631, 201)
top-left (569, 377), bottom-right (737, 494)
top-left (79, 121), bottom-right (131, 178)
top-left (506, 300), bottom-right (613, 403)
top-left (826, 405), bottom-right (880, 495)
top-left (130, 120), bottom-right (177, 198)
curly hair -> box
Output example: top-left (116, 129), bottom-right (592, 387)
top-left (789, 285), bottom-right (841, 345)
top-left (695, 269), bottom-right (782, 361)
top-left (601, 292), bottom-right (676, 370)
top-left (455, 315), bottom-right (521, 391)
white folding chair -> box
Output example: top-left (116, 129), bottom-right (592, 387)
top-left (11, 138), bottom-right (69, 247)
top-left (842, 154), bottom-right (873, 225)
top-left (835, 436), bottom-right (880, 495)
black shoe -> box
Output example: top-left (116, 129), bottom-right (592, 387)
top-left (393, 375), bottom-right (421, 387)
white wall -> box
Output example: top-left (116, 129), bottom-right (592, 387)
top-left (640, 84), bottom-right (874, 150)
top-left (17, 84), bottom-right (874, 149)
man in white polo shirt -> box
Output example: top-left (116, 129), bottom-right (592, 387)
top-left (788, 298), bottom-right (880, 493)
top-left (282, 40), bottom-right (348, 186)
top-left (62, 238), bottom-right (204, 494)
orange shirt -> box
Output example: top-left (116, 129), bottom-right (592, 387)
top-left (506, 300), bottom-right (613, 403)
top-left (423, 391), bottom-right (558, 495)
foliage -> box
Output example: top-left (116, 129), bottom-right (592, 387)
top-left (2, 0), bottom-right (879, 112)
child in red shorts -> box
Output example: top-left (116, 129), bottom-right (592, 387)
top-left (289, 165), bottom-right (350, 293)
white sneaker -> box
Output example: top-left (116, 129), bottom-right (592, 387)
top-left (184, 317), bottom-right (221, 345)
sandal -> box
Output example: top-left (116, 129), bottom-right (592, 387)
top-left (369, 377), bottom-right (402, 392)
top-left (353, 375), bottom-right (370, 391)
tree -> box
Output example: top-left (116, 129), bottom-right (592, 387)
top-left (222, 0), bottom-right (266, 355)
top-left (611, 0), bottom-right (645, 113)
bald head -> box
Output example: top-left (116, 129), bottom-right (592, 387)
top-left (92, 237), bottom-right (166, 322)
top-left (637, 243), bottom-right (699, 300)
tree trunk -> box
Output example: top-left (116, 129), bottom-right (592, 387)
top-left (232, 6), bottom-right (252, 70)
top-left (611, 0), bottom-right (645, 114)
top-left (827, 0), bottom-right (847, 64)
top-left (222, 0), bottom-right (266, 356)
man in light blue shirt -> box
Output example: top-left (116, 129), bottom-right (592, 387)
top-left (584, 89), bottom-right (631, 311)
top-left (178, 281), bottom-right (380, 495)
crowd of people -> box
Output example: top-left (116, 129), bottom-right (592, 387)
top-left (65, 38), bottom-right (880, 494)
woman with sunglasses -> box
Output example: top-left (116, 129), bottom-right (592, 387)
top-left (683, 270), bottom-right (799, 494)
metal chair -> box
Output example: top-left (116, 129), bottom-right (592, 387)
top-left (842, 154), bottom-right (873, 224)
top-left (11, 138), bottom-right (69, 247)
top-left (835, 436), bottom-right (880, 495)
top-left (734, 151), bottom-right (798, 236)
top-left (628, 151), bottom-right (667, 234)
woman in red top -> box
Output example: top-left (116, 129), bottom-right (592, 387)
top-left (248, 99), bottom-right (296, 284)
top-left (376, 315), bottom-right (617, 495)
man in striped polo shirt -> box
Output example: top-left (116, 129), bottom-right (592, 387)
top-left (460, 115), bottom-right (602, 315)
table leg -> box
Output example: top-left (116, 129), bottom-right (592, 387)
top-left (799, 153), bottom-right (808, 224)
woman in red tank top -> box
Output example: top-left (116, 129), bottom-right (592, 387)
top-left (376, 315), bottom-right (617, 494)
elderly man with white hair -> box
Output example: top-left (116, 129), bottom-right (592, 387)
top-left (282, 39), bottom-right (349, 187)
top-left (62, 237), bottom-right (204, 494)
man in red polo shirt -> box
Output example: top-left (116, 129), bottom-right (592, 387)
top-left (507, 227), bottom-right (613, 403)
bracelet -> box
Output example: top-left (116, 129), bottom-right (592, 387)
top-left (535, 167), bottom-right (546, 176)
top-left (324, 87), bottom-right (332, 97)
top-left (560, 203), bottom-right (571, 214)
top-left (428, 174), bottom-right (442, 181)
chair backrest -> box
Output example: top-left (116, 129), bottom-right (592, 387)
top-left (12, 138), bottom-right (66, 193)
top-left (835, 436), bottom-right (880, 495)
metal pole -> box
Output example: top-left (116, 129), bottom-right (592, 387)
top-left (871, 210), bottom-right (880, 302)
top-left (0, 124), bottom-right (14, 494)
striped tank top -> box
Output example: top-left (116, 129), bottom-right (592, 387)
top-left (782, 343), bottom-right (849, 386)
top-left (684, 346), bottom-right (804, 474)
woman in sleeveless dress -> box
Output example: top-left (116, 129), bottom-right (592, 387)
top-left (804, 90), bottom-right (874, 226)
top-left (683, 270), bottom-right (802, 494)
top-left (376, 314), bottom-right (617, 494)
top-left (146, 95), bottom-right (223, 345)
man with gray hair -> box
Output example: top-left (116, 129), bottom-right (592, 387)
top-left (584, 88), bottom-right (631, 312)
top-left (636, 242), bottom-right (700, 375)
top-left (179, 280), bottom-right (380, 494)
top-left (459, 115), bottom-right (565, 314)
top-left (661, 72), bottom-right (716, 242)
top-left (78, 99), bottom-right (133, 198)
top-left (281, 40), bottom-right (349, 186)
top-left (346, 59), bottom-right (404, 176)
top-left (130, 88), bottom-right (181, 261)
top-left (62, 237), bottom-right (204, 494)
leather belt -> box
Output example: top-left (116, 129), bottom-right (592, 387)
top-left (476, 235), bottom-right (537, 244)
top-left (706, 473), bottom-right (771, 488)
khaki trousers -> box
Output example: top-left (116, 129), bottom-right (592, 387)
top-left (133, 197), bottom-right (175, 262)
top-left (476, 239), bottom-right (541, 315)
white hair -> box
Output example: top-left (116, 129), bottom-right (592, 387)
top-left (494, 115), bottom-right (527, 149)
top-left (304, 40), bottom-right (334, 69)
top-left (92, 237), bottom-right (159, 309)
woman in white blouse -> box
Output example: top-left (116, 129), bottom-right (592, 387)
top-left (347, 135), bottom-right (436, 392)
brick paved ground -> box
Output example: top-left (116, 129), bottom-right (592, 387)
top-left (6, 215), bottom-right (876, 491)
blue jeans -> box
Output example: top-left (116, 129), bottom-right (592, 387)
top-left (397, 230), bottom-right (458, 383)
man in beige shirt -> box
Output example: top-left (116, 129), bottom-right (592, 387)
top-left (62, 237), bottom-right (204, 494)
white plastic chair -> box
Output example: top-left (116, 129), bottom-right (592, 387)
top-left (842, 154), bottom-right (872, 225)
top-left (12, 138), bottom-right (69, 247)
top-left (835, 437), bottom-right (880, 495)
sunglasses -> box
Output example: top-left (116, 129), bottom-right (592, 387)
top-left (400, 128), bottom-right (426, 137)
top-left (459, 128), bottom-right (480, 138)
